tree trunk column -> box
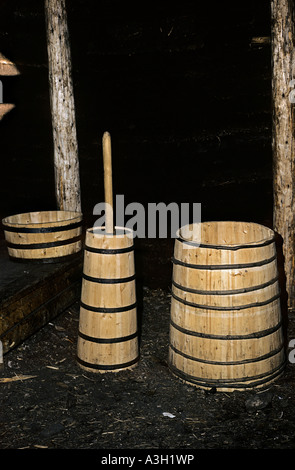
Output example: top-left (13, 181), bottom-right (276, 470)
top-left (271, 0), bottom-right (295, 309)
top-left (45, 0), bottom-right (81, 213)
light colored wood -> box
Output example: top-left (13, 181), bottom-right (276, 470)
top-left (0, 103), bottom-right (15, 120)
top-left (271, 0), bottom-right (295, 309)
top-left (77, 226), bottom-right (139, 373)
top-left (168, 221), bottom-right (285, 392)
top-left (173, 221), bottom-right (277, 292)
top-left (102, 131), bottom-right (114, 234)
top-left (44, 0), bottom-right (81, 213)
top-left (0, 53), bottom-right (20, 76)
top-left (2, 210), bottom-right (82, 261)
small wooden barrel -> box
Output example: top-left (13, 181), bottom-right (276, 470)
top-left (168, 221), bottom-right (285, 392)
top-left (77, 226), bottom-right (139, 373)
top-left (2, 211), bottom-right (82, 262)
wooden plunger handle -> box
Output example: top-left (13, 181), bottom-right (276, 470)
top-left (102, 131), bottom-right (114, 234)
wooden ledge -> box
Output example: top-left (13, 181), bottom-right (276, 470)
top-left (0, 240), bottom-right (83, 355)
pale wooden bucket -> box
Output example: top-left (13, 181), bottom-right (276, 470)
top-left (168, 221), bottom-right (285, 392)
top-left (77, 226), bottom-right (139, 373)
top-left (2, 211), bottom-right (83, 262)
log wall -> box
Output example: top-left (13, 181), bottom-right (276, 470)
top-left (0, 0), bottom-right (272, 287)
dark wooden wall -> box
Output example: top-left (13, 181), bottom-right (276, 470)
top-left (0, 0), bottom-right (272, 286)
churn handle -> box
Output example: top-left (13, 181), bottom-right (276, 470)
top-left (102, 131), bottom-right (114, 234)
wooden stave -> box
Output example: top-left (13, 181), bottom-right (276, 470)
top-left (169, 221), bottom-right (285, 391)
top-left (77, 226), bottom-right (139, 373)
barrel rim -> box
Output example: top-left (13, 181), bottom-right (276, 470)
top-left (2, 210), bottom-right (83, 228)
top-left (177, 221), bottom-right (275, 249)
top-left (88, 225), bottom-right (134, 237)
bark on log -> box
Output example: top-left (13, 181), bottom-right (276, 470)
top-left (45, 0), bottom-right (81, 213)
top-left (271, 0), bottom-right (295, 309)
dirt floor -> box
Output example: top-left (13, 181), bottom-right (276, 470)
top-left (1, 286), bottom-right (295, 456)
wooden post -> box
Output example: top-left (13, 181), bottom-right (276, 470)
top-left (44, 0), bottom-right (81, 213)
top-left (271, 0), bottom-right (295, 309)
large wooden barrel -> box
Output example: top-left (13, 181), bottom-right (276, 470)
top-left (77, 226), bottom-right (139, 373)
top-left (168, 221), bottom-right (285, 392)
top-left (2, 211), bottom-right (82, 262)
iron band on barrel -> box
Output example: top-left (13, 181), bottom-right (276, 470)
top-left (76, 355), bottom-right (139, 371)
top-left (172, 275), bottom-right (279, 296)
top-left (170, 318), bottom-right (283, 340)
top-left (169, 342), bottom-right (284, 366)
top-left (168, 361), bottom-right (286, 389)
top-left (2, 220), bottom-right (81, 233)
top-left (78, 330), bottom-right (138, 344)
top-left (172, 254), bottom-right (277, 270)
top-left (6, 234), bottom-right (82, 250)
top-left (171, 291), bottom-right (281, 311)
top-left (80, 301), bottom-right (137, 313)
top-left (82, 273), bottom-right (136, 284)
top-left (84, 244), bottom-right (134, 254)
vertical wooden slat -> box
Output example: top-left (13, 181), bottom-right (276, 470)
top-left (44, 0), bottom-right (81, 213)
top-left (271, 0), bottom-right (295, 309)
